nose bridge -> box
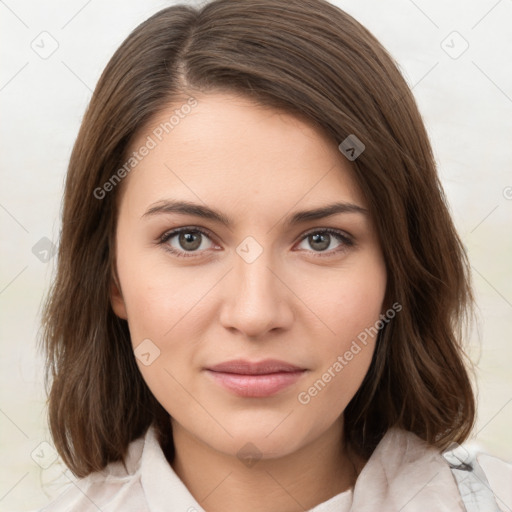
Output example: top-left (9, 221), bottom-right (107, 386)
top-left (234, 239), bottom-right (283, 307)
top-left (219, 237), bottom-right (293, 336)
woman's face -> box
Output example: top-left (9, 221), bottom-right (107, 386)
top-left (111, 92), bottom-right (387, 460)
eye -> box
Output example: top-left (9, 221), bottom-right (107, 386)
top-left (159, 227), bottom-right (217, 258)
top-left (158, 226), bottom-right (354, 259)
top-left (296, 228), bottom-right (354, 256)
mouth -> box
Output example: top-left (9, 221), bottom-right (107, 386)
top-left (204, 359), bottom-right (307, 398)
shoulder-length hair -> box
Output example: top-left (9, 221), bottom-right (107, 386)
top-left (42, 0), bottom-right (475, 477)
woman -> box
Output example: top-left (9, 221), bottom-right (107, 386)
top-left (40, 0), bottom-right (511, 510)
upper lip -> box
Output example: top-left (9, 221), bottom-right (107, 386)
top-left (206, 359), bottom-right (305, 375)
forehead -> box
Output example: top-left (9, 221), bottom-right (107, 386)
top-left (120, 92), bottom-right (366, 217)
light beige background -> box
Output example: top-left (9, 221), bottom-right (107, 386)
top-left (0, 0), bottom-right (511, 510)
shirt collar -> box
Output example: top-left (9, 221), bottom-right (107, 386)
top-left (140, 426), bottom-right (205, 512)
top-left (138, 425), bottom-right (463, 512)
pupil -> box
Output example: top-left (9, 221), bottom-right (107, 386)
top-left (177, 232), bottom-right (332, 252)
top-left (179, 232), bottom-right (201, 251)
top-left (310, 233), bottom-right (330, 251)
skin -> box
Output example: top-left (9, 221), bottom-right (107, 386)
top-left (111, 92), bottom-right (387, 512)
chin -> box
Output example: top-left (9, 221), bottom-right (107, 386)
top-left (213, 414), bottom-right (318, 459)
top-left (214, 431), bottom-right (307, 462)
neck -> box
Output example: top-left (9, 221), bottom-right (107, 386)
top-left (170, 416), bottom-right (359, 512)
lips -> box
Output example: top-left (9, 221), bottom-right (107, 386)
top-left (205, 359), bottom-right (307, 398)
top-left (207, 359), bottom-right (305, 375)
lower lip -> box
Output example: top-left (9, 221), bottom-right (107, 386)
top-left (206, 370), bottom-right (305, 398)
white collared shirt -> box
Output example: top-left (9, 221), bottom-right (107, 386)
top-left (39, 426), bottom-right (512, 512)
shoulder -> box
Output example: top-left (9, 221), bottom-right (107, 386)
top-left (356, 427), bottom-right (512, 511)
top-left (38, 431), bottom-right (149, 512)
top-left (392, 428), bottom-right (512, 512)
top-left (448, 443), bottom-right (512, 512)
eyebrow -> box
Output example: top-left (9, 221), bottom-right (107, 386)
top-left (142, 199), bottom-right (367, 227)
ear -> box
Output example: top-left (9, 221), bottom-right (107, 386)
top-left (110, 273), bottom-right (128, 320)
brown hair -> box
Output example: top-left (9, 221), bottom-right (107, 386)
top-left (41, 0), bottom-right (475, 477)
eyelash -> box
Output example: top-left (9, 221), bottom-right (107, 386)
top-left (157, 226), bottom-right (354, 259)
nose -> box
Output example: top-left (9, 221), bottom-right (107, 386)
top-left (219, 247), bottom-right (294, 339)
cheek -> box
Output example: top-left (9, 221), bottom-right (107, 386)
top-left (298, 256), bottom-right (387, 348)
top-left (294, 258), bottom-right (386, 401)
top-left (331, 278), bottom-right (386, 349)
top-left (116, 242), bottom-right (217, 345)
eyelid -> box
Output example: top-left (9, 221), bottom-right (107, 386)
top-left (158, 226), bottom-right (220, 258)
top-left (295, 227), bottom-right (354, 257)
top-left (300, 226), bottom-right (353, 241)
top-left (157, 225), bottom-right (354, 258)
top-left (159, 225), bottom-right (216, 243)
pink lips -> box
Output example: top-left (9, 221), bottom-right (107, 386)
top-left (205, 359), bottom-right (306, 398)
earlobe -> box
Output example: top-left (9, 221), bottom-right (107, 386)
top-left (110, 275), bottom-right (128, 320)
